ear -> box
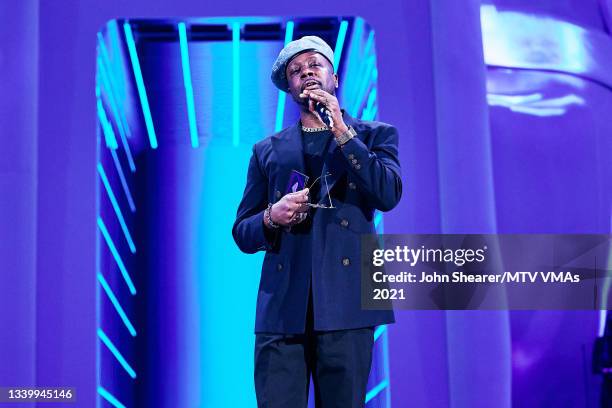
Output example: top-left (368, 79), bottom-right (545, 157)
top-left (334, 73), bottom-right (339, 89)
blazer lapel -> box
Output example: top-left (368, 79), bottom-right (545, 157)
top-left (271, 122), bottom-right (306, 194)
top-left (317, 111), bottom-right (358, 205)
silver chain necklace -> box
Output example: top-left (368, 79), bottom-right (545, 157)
top-left (301, 125), bottom-right (329, 132)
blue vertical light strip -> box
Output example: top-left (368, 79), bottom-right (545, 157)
top-left (124, 22), bottom-right (158, 149)
top-left (368, 70), bottom-right (379, 121)
top-left (110, 149), bottom-right (136, 213)
top-left (95, 79), bottom-right (102, 408)
top-left (333, 20), bottom-right (349, 72)
top-left (96, 290), bottom-right (101, 408)
top-left (363, 30), bottom-right (375, 59)
top-left (373, 324), bottom-right (386, 341)
top-left (97, 100), bottom-right (119, 149)
top-left (349, 30), bottom-right (376, 116)
top-left (376, 217), bottom-right (384, 233)
top-left (97, 60), bottom-right (124, 138)
top-left (98, 163), bottom-right (136, 253)
top-left (98, 60), bottom-right (136, 172)
top-left (178, 22), bottom-right (200, 148)
top-left (351, 55), bottom-right (375, 115)
top-left (98, 328), bottom-right (137, 379)
top-left (274, 21), bottom-right (294, 132)
top-left (374, 211), bottom-right (383, 230)
top-left (341, 18), bottom-right (363, 108)
top-left (97, 216), bottom-right (136, 295)
top-left (232, 22), bottom-right (240, 147)
top-left (110, 20), bottom-right (131, 106)
top-left (383, 325), bottom-right (391, 407)
top-left (367, 105), bottom-right (379, 122)
top-left (599, 236), bottom-right (612, 336)
top-left (599, 311), bottom-right (607, 337)
top-left (361, 88), bottom-right (378, 120)
top-left (369, 117), bottom-right (390, 403)
top-left (98, 273), bottom-right (137, 337)
top-left (365, 379), bottom-right (389, 403)
top-left (366, 326), bottom-right (391, 404)
top-left (97, 386), bottom-right (126, 408)
top-left (97, 32), bottom-right (131, 139)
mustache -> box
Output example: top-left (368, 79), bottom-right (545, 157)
top-left (301, 79), bottom-right (321, 91)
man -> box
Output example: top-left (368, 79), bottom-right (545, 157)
top-left (232, 35), bottom-right (402, 408)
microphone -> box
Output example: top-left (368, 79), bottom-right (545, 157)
top-left (314, 102), bottom-right (333, 128)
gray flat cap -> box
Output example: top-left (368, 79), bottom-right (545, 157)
top-left (271, 35), bottom-right (334, 92)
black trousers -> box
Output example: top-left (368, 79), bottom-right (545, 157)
top-left (254, 288), bottom-right (374, 408)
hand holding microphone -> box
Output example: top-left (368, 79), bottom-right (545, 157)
top-left (299, 89), bottom-right (349, 136)
top-left (314, 101), bottom-right (333, 128)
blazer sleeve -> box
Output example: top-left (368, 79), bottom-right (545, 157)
top-left (339, 124), bottom-right (402, 212)
top-left (232, 145), bottom-right (279, 254)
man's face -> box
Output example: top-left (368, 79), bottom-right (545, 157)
top-left (285, 51), bottom-right (338, 106)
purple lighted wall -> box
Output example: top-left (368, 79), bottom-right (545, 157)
top-left (0, 2), bottom-right (38, 408)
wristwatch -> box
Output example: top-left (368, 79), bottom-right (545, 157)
top-left (335, 126), bottom-right (357, 146)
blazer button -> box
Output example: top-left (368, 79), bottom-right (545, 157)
top-left (277, 263), bottom-right (283, 271)
top-left (348, 182), bottom-right (356, 190)
top-left (351, 159), bottom-right (358, 165)
top-left (340, 219), bottom-right (349, 227)
top-left (355, 164), bottom-right (362, 170)
top-left (342, 257), bottom-right (351, 266)
top-left (276, 190), bottom-right (281, 199)
top-left (348, 154), bottom-right (355, 160)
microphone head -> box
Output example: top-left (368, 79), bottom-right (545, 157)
top-left (315, 102), bottom-right (332, 128)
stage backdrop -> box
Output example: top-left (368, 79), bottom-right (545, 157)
top-left (95, 17), bottom-right (389, 407)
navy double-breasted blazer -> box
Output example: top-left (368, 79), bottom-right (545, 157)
top-left (232, 112), bottom-right (402, 334)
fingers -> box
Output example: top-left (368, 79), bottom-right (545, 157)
top-left (286, 203), bottom-right (308, 215)
top-left (299, 93), bottom-right (317, 112)
top-left (296, 212), bottom-right (308, 224)
top-left (277, 206), bottom-right (309, 226)
top-left (286, 188), bottom-right (309, 203)
top-left (291, 197), bottom-right (310, 213)
top-left (272, 189), bottom-right (310, 226)
top-left (301, 89), bottom-right (331, 98)
top-left (301, 90), bottom-right (329, 104)
top-left (288, 211), bottom-right (308, 226)
top-left (300, 89), bottom-right (337, 109)
top-left (308, 99), bottom-right (317, 115)
top-left (295, 202), bottom-right (310, 213)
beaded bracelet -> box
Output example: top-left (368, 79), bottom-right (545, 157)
top-left (265, 203), bottom-right (280, 229)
